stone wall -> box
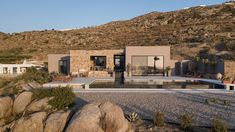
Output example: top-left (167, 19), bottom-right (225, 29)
top-left (224, 61), bottom-right (235, 79)
top-left (70, 50), bottom-right (124, 75)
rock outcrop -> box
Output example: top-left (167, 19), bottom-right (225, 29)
top-left (13, 112), bottom-right (47, 132)
top-left (44, 110), bottom-right (71, 132)
top-left (66, 103), bottom-right (104, 132)
top-left (66, 102), bottom-right (133, 132)
top-left (0, 93), bottom-right (133, 132)
top-left (0, 96), bottom-right (13, 126)
top-left (13, 92), bottom-right (33, 114)
top-left (0, 97), bottom-right (13, 119)
top-left (99, 102), bottom-right (131, 132)
top-left (26, 97), bottom-right (53, 113)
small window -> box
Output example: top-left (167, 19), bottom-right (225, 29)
top-left (13, 67), bottom-right (17, 74)
top-left (3, 67), bottom-right (8, 74)
top-left (90, 56), bottom-right (106, 71)
top-left (20, 67), bottom-right (27, 73)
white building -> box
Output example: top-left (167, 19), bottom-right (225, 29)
top-left (0, 60), bottom-right (36, 75)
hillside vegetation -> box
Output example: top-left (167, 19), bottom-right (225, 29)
top-left (0, 2), bottom-right (234, 62)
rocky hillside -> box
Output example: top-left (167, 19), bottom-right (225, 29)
top-left (0, 2), bottom-right (234, 61)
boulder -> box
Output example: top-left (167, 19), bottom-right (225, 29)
top-left (66, 102), bottom-right (133, 132)
top-left (44, 110), bottom-right (71, 132)
top-left (13, 112), bottom-right (47, 132)
top-left (0, 96), bottom-right (13, 119)
top-left (216, 73), bottom-right (223, 80)
top-left (66, 103), bottom-right (103, 132)
top-left (0, 120), bottom-right (15, 132)
top-left (28, 82), bottom-right (42, 89)
top-left (13, 92), bottom-right (33, 114)
top-left (99, 102), bottom-right (131, 132)
top-left (26, 97), bottom-right (52, 113)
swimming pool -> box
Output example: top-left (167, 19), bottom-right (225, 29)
top-left (89, 80), bottom-right (224, 89)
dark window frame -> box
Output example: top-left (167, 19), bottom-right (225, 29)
top-left (90, 56), bottom-right (107, 70)
top-left (58, 60), bottom-right (68, 75)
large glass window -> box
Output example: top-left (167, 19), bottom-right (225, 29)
top-left (131, 56), bottom-right (164, 76)
top-left (90, 56), bottom-right (106, 71)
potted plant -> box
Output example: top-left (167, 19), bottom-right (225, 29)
top-left (126, 63), bottom-right (131, 76)
top-left (222, 77), bottom-right (231, 84)
top-left (165, 66), bottom-right (171, 77)
top-left (232, 79), bottom-right (235, 84)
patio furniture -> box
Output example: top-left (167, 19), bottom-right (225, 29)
top-left (79, 69), bottom-right (89, 77)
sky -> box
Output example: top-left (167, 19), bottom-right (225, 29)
top-left (0, 0), bottom-right (227, 33)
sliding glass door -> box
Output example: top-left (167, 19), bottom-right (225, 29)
top-left (131, 56), bottom-right (164, 76)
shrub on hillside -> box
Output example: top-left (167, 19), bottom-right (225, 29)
top-left (179, 114), bottom-right (193, 130)
top-left (212, 119), bottom-right (228, 132)
top-left (153, 112), bottom-right (165, 126)
top-left (16, 67), bottom-right (53, 84)
top-left (32, 86), bottom-right (75, 110)
top-left (0, 67), bottom-right (57, 96)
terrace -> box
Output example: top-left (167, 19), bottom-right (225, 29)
top-left (43, 76), bottom-right (235, 92)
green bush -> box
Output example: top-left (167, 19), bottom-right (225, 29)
top-left (0, 67), bottom-right (55, 96)
top-left (157, 16), bottom-right (165, 19)
top-left (223, 100), bottom-right (230, 106)
top-left (212, 119), bottom-right (228, 132)
top-left (179, 114), bottom-right (193, 130)
top-left (0, 78), bottom-right (10, 88)
top-left (0, 48), bottom-right (32, 63)
top-left (153, 112), bottom-right (165, 126)
top-left (32, 86), bottom-right (75, 110)
top-left (16, 67), bottom-right (53, 84)
top-left (205, 99), bottom-right (211, 105)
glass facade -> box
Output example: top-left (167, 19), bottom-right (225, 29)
top-left (59, 60), bottom-right (68, 74)
top-left (131, 56), bottom-right (164, 76)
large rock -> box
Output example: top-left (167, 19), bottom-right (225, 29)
top-left (0, 96), bottom-right (13, 119)
top-left (0, 120), bottom-right (15, 132)
top-left (13, 92), bottom-right (33, 114)
top-left (99, 102), bottom-right (131, 132)
top-left (13, 112), bottom-right (47, 132)
top-left (66, 102), bottom-right (133, 132)
top-left (66, 103), bottom-right (104, 132)
top-left (26, 97), bottom-right (52, 113)
top-left (44, 110), bottom-right (71, 132)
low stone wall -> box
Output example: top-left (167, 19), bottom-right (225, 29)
top-left (224, 61), bottom-right (235, 79)
top-left (88, 71), bottom-right (110, 77)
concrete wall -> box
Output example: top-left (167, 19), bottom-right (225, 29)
top-left (0, 64), bottom-right (35, 75)
top-left (175, 60), bottom-right (224, 76)
top-left (48, 54), bottom-right (70, 73)
top-left (125, 46), bottom-right (177, 75)
top-left (70, 50), bottom-right (124, 75)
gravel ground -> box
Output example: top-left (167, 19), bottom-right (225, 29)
top-left (75, 92), bottom-right (235, 128)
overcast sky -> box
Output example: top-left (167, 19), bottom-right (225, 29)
top-left (0, 0), bottom-right (227, 33)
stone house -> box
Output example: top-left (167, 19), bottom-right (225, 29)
top-left (48, 46), bottom-right (177, 77)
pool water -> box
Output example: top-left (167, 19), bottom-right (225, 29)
top-left (89, 80), bottom-right (224, 89)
